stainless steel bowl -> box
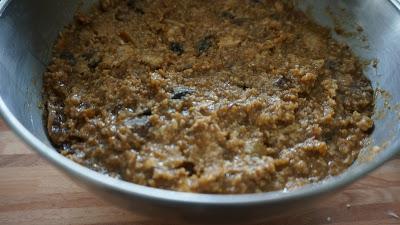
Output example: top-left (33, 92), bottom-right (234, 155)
top-left (1, 0), bottom-right (399, 223)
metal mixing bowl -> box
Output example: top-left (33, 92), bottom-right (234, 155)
top-left (0, 0), bottom-right (399, 223)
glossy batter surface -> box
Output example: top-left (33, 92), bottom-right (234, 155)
top-left (43, 0), bottom-right (374, 193)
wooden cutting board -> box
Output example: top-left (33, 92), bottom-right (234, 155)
top-left (0, 119), bottom-right (399, 225)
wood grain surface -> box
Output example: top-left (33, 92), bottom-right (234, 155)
top-left (0, 119), bottom-right (399, 225)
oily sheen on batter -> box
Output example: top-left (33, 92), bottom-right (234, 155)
top-left (43, 0), bottom-right (374, 193)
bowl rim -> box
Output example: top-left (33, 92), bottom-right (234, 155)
top-left (1, 97), bottom-right (399, 206)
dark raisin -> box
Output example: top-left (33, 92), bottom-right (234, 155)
top-left (298, 92), bottom-right (309, 99)
top-left (81, 51), bottom-right (94, 60)
top-left (365, 123), bottom-right (375, 135)
top-left (271, 13), bottom-right (281, 20)
top-left (325, 59), bottom-right (338, 71)
top-left (196, 35), bottom-right (214, 55)
top-left (75, 13), bottom-right (91, 25)
top-left (69, 135), bottom-right (86, 143)
top-left (110, 104), bottom-right (123, 115)
top-left (220, 11), bottom-right (246, 26)
top-left (232, 18), bottom-right (247, 26)
top-left (88, 55), bottom-right (102, 69)
top-left (60, 51), bottom-right (74, 60)
top-left (127, 0), bottom-right (136, 8)
top-left (134, 7), bottom-right (144, 14)
top-left (221, 11), bottom-right (235, 20)
top-left (171, 87), bottom-right (195, 99)
top-left (177, 161), bottom-right (196, 176)
top-left (237, 84), bottom-right (249, 90)
top-left (273, 76), bottom-right (291, 89)
top-left (127, 0), bottom-right (144, 14)
top-left (322, 130), bottom-right (335, 141)
top-left (169, 42), bottom-right (184, 55)
top-left (60, 51), bottom-right (76, 65)
top-left (139, 108), bottom-right (152, 116)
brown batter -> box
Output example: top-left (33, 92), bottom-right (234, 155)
top-left (43, 0), bottom-right (374, 193)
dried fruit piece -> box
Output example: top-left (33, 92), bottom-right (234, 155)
top-left (169, 42), bottom-right (184, 55)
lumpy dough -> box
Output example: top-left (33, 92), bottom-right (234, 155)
top-left (43, 0), bottom-right (374, 193)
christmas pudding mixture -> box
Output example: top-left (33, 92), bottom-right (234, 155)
top-left (43, 0), bottom-right (374, 193)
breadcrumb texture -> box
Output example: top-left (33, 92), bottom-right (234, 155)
top-left (43, 0), bottom-right (374, 193)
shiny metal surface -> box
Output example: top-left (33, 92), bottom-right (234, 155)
top-left (390, 0), bottom-right (400, 10)
top-left (0, 0), bottom-right (11, 16)
top-left (0, 0), bottom-right (399, 223)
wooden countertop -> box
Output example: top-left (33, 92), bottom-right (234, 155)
top-left (0, 119), bottom-right (399, 225)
